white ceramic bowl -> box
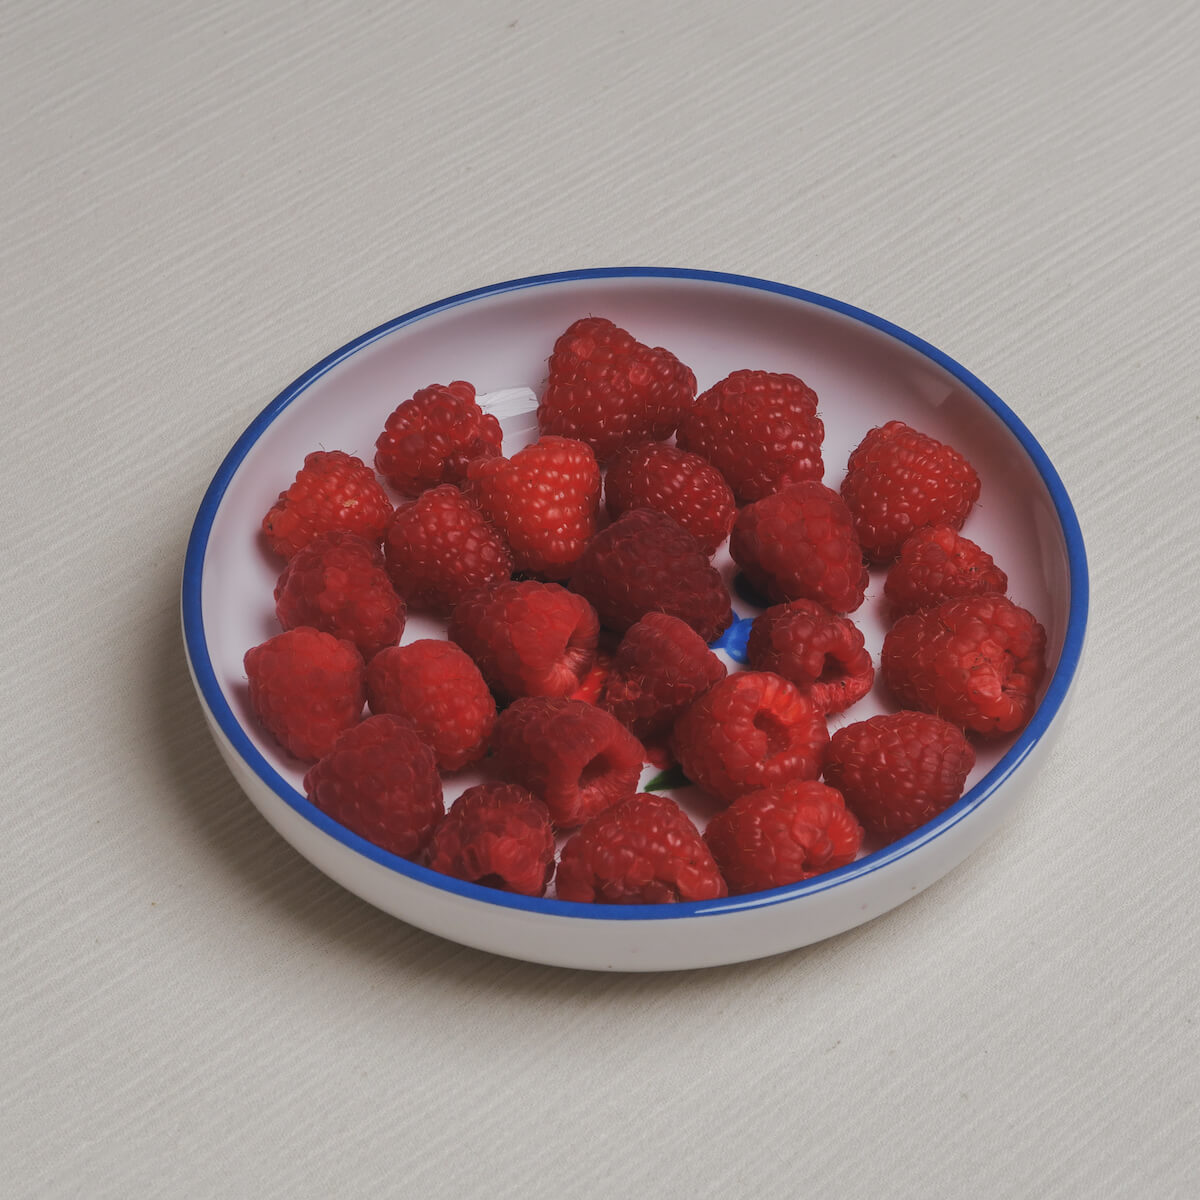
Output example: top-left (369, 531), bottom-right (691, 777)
top-left (182, 268), bottom-right (1088, 971)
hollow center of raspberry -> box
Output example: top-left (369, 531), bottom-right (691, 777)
top-left (817, 655), bottom-right (847, 684)
top-left (544, 636), bottom-right (596, 696)
top-left (579, 751), bottom-right (618, 793)
top-left (752, 710), bottom-right (791, 756)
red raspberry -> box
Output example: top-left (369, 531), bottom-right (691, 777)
top-left (746, 600), bottom-right (874, 715)
top-left (676, 369), bottom-right (824, 503)
top-left (491, 697), bottom-right (644, 828)
top-left (825, 712), bottom-right (975, 843)
top-left (671, 671), bottom-right (830, 805)
top-left (569, 509), bottom-right (733, 641)
top-left (884, 525), bottom-right (1009, 616)
top-left (384, 486), bottom-right (513, 615)
top-left (274, 531), bottom-right (405, 661)
top-left (841, 421), bottom-right (981, 561)
top-left (303, 714), bottom-right (443, 859)
top-left (448, 580), bottom-right (599, 702)
top-left (468, 436), bottom-right (600, 580)
top-left (537, 317), bottom-right (697, 462)
top-left (704, 780), bottom-right (862, 895)
top-left (881, 594), bottom-right (1047, 736)
top-left (604, 442), bottom-right (736, 555)
top-left (243, 627), bottom-right (364, 761)
top-left (365, 641), bottom-right (496, 771)
top-left (730, 481), bottom-right (868, 613)
top-left (600, 613), bottom-right (727, 746)
top-left (556, 794), bottom-right (728, 904)
top-left (424, 784), bottom-right (555, 896)
top-left (262, 450), bottom-right (393, 560)
top-left (374, 380), bottom-right (501, 495)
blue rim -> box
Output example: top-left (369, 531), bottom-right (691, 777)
top-left (181, 267), bottom-right (1089, 921)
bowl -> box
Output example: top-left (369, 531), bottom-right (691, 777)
top-left (181, 267), bottom-right (1088, 972)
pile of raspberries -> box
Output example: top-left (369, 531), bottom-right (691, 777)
top-left (243, 315), bottom-right (1047, 904)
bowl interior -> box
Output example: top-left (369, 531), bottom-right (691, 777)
top-left (195, 272), bottom-right (1078, 901)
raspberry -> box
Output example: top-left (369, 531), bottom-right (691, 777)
top-left (569, 509), bottom-right (733, 641)
top-left (556, 794), bottom-right (727, 904)
top-left (424, 784), bottom-right (555, 896)
top-left (374, 380), bottom-right (501, 495)
top-left (537, 317), bottom-right (697, 462)
top-left (730, 481), bottom-right (868, 613)
top-left (274, 531), bottom-right (405, 661)
top-left (303, 714), bottom-right (443, 859)
top-left (448, 580), bottom-right (599, 702)
top-left (841, 421), bottom-right (981, 561)
top-left (243, 627), bottom-right (364, 761)
top-left (884, 525), bottom-right (1009, 616)
top-left (676, 370), bottom-right (824, 503)
top-left (600, 613), bottom-right (727, 747)
top-left (746, 600), bottom-right (874, 715)
top-left (384, 486), bottom-right (513, 615)
top-left (825, 712), bottom-right (975, 843)
top-left (467, 436), bottom-right (600, 580)
top-left (881, 594), bottom-right (1047, 736)
top-left (491, 697), bottom-right (644, 828)
top-left (704, 780), bottom-right (862, 895)
top-left (262, 450), bottom-right (393, 560)
top-left (365, 640), bottom-right (496, 771)
top-left (671, 671), bottom-right (830, 804)
top-left (604, 442), bottom-right (736, 555)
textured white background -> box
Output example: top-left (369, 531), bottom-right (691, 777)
top-left (4, 0), bottom-right (1198, 1196)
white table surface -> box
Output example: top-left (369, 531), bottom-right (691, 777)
top-left (4, 1), bottom-right (1198, 1196)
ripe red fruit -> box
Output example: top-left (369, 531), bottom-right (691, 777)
top-left (569, 509), bottom-right (733, 641)
top-left (448, 580), bottom-right (599, 702)
top-left (424, 784), bottom-right (555, 896)
top-left (274, 531), bottom-right (405, 661)
top-left (604, 442), bottom-right (736, 555)
top-left (882, 593), bottom-right (1047, 736)
top-left (675, 369), bottom-right (824, 503)
top-left (746, 600), bottom-right (874, 715)
top-left (365, 640), bottom-right (496, 771)
top-left (467, 436), bottom-right (601, 580)
top-left (537, 316), bottom-right (697, 462)
top-left (490, 697), bottom-right (644, 828)
top-left (303, 714), bottom-right (443, 859)
top-left (825, 712), bottom-right (975, 843)
top-left (556, 794), bottom-right (728, 904)
top-left (671, 671), bottom-right (830, 805)
top-left (374, 380), bottom-right (501, 495)
top-left (600, 612), bottom-right (727, 746)
top-left (884, 525), bottom-right (1009, 616)
top-left (704, 780), bottom-right (862, 895)
top-left (262, 450), bottom-right (394, 560)
top-left (730, 481), bottom-right (868, 613)
top-left (243, 627), bottom-right (364, 761)
top-left (383, 485), bottom-right (513, 615)
top-left (841, 421), bottom-right (981, 561)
